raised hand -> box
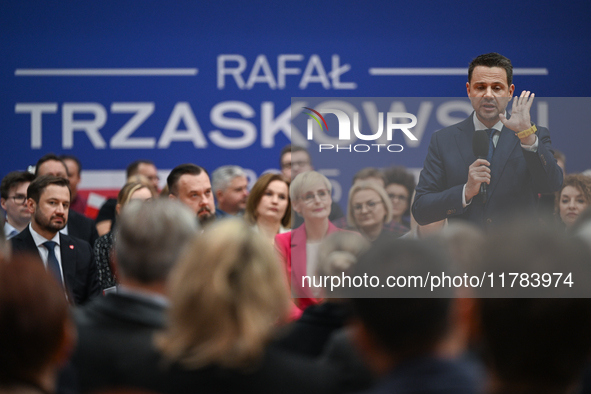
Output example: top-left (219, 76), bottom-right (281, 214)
top-left (499, 90), bottom-right (534, 133)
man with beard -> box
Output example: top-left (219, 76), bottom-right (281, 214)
top-left (211, 165), bottom-right (249, 218)
top-left (11, 175), bottom-right (100, 305)
top-left (412, 53), bottom-right (563, 228)
top-left (168, 164), bottom-right (216, 226)
top-left (35, 153), bottom-right (99, 246)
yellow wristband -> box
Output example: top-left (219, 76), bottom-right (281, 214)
top-left (516, 124), bottom-right (537, 139)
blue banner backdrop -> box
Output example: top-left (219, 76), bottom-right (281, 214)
top-left (2, 1), bottom-right (590, 200)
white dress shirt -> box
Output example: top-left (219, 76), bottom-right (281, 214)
top-left (29, 223), bottom-right (65, 284)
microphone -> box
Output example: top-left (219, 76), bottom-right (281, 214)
top-left (472, 130), bottom-right (489, 204)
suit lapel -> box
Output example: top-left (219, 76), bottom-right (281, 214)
top-left (487, 126), bottom-right (520, 200)
top-left (59, 234), bottom-right (77, 297)
top-left (454, 116), bottom-right (477, 168)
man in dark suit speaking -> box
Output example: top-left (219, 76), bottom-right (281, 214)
top-left (11, 175), bottom-right (100, 305)
top-left (412, 53), bottom-right (563, 228)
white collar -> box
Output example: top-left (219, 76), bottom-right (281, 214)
top-left (29, 223), bottom-right (60, 247)
top-left (473, 112), bottom-right (505, 132)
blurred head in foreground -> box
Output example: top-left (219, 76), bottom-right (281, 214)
top-left (474, 222), bottom-right (591, 394)
top-left (157, 219), bottom-right (290, 369)
top-left (0, 255), bottom-right (74, 391)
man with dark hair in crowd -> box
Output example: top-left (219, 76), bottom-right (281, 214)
top-left (413, 53), bottom-right (562, 228)
top-left (60, 154), bottom-right (87, 216)
top-left (168, 163), bottom-right (216, 225)
top-left (11, 175), bottom-right (100, 305)
top-left (35, 153), bottom-right (99, 246)
top-left (126, 159), bottom-right (160, 192)
top-left (344, 238), bottom-right (478, 394)
top-left (286, 145), bottom-right (344, 228)
top-left (71, 199), bottom-right (198, 393)
top-left (1, 171), bottom-right (35, 239)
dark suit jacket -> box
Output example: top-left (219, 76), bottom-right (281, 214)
top-left (72, 294), bottom-right (338, 394)
top-left (71, 293), bottom-right (167, 393)
top-left (68, 209), bottom-right (99, 247)
top-left (412, 114), bottom-right (563, 228)
top-left (11, 227), bottom-right (100, 305)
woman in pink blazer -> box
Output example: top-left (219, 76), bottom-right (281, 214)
top-left (275, 171), bottom-right (348, 312)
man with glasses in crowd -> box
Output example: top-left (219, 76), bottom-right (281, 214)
top-left (1, 171), bottom-right (35, 239)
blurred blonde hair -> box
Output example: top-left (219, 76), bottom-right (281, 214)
top-left (157, 219), bottom-right (291, 369)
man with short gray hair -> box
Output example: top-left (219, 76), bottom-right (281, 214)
top-left (71, 199), bottom-right (199, 393)
top-left (212, 165), bottom-right (249, 218)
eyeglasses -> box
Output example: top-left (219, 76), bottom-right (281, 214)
top-left (7, 194), bottom-right (27, 205)
top-left (388, 193), bottom-right (409, 202)
top-left (353, 200), bottom-right (383, 213)
top-left (281, 160), bottom-right (310, 170)
top-left (300, 189), bottom-right (330, 204)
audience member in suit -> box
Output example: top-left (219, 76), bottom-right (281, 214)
top-left (71, 198), bottom-right (198, 393)
top-left (1, 171), bottom-right (35, 239)
top-left (473, 223), bottom-right (591, 394)
top-left (282, 145), bottom-right (344, 228)
top-left (153, 219), bottom-right (337, 394)
top-left (35, 153), bottom-right (98, 246)
top-left (412, 53), bottom-right (563, 228)
top-left (11, 175), bottom-right (100, 305)
top-left (277, 232), bottom-right (368, 358)
top-left (276, 171), bottom-right (354, 312)
top-left (211, 165), bottom-right (249, 218)
top-left (0, 254), bottom-right (76, 394)
top-left (345, 238), bottom-right (479, 394)
top-left (167, 163), bottom-right (216, 226)
top-left (93, 181), bottom-right (157, 291)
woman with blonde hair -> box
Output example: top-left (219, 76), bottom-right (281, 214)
top-left (156, 219), bottom-right (334, 393)
top-left (244, 173), bottom-right (291, 244)
top-left (347, 181), bottom-right (394, 242)
top-left (275, 171), bottom-right (354, 312)
top-left (556, 174), bottom-right (591, 229)
top-left (94, 181), bottom-right (156, 290)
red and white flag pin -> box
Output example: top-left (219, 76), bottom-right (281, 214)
top-left (69, 245), bottom-right (74, 249)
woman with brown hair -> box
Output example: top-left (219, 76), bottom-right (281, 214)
top-left (244, 173), bottom-right (291, 244)
top-left (556, 174), bottom-right (591, 228)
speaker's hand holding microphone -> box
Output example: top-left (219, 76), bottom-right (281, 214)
top-left (466, 130), bottom-right (491, 204)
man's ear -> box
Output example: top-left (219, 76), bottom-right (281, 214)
top-left (168, 193), bottom-right (176, 201)
top-left (115, 203), bottom-right (122, 216)
top-left (0, 198), bottom-right (6, 211)
top-left (26, 198), bottom-right (36, 214)
top-left (215, 189), bottom-right (224, 203)
top-left (466, 81), bottom-right (471, 97)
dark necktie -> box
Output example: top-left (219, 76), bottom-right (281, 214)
top-left (43, 241), bottom-right (63, 288)
top-left (486, 128), bottom-right (497, 163)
